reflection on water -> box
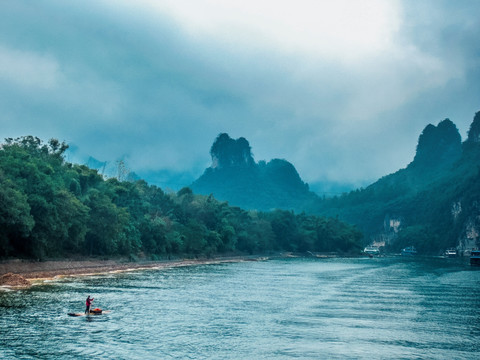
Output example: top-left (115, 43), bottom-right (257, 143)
top-left (1, 257), bottom-right (479, 359)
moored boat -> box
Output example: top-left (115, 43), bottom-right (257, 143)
top-left (444, 248), bottom-right (457, 258)
top-left (470, 250), bottom-right (480, 266)
top-left (364, 246), bottom-right (380, 256)
top-left (401, 246), bottom-right (417, 256)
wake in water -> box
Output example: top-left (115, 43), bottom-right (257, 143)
top-left (1, 257), bottom-right (479, 359)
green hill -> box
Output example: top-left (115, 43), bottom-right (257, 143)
top-left (312, 113), bottom-right (480, 255)
top-left (191, 133), bottom-right (318, 212)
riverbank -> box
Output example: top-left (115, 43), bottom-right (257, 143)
top-left (0, 256), bottom-right (260, 286)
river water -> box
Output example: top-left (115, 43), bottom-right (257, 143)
top-left (1, 257), bottom-right (479, 359)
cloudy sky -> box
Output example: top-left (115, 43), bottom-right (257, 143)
top-left (1, 0), bottom-right (479, 192)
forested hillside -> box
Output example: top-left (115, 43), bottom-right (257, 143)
top-left (312, 114), bottom-right (480, 255)
top-left (192, 133), bottom-right (318, 211)
top-left (0, 136), bottom-right (363, 260)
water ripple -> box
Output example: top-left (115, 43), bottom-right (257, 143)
top-left (1, 257), bottom-right (479, 359)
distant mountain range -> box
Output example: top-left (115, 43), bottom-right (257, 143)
top-left (191, 112), bottom-right (480, 255)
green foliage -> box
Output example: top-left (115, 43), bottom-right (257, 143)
top-left (387, 225), bottom-right (437, 254)
top-left (0, 173), bottom-right (35, 256)
top-left (84, 189), bottom-right (130, 255)
top-left (265, 210), bottom-right (362, 254)
top-left (0, 136), bottom-right (363, 259)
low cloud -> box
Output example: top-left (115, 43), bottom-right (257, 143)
top-left (1, 0), bottom-right (479, 190)
top-left (0, 46), bottom-right (61, 89)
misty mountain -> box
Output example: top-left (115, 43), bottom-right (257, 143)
top-left (191, 133), bottom-right (318, 212)
top-left (312, 113), bottom-right (480, 255)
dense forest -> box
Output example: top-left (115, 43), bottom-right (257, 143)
top-left (0, 136), bottom-right (363, 260)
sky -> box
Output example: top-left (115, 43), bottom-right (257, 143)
top-left (1, 0), bottom-right (479, 193)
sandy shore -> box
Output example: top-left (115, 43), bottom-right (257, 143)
top-left (0, 256), bottom-right (254, 285)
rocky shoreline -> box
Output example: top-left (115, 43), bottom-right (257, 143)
top-left (0, 257), bottom-right (251, 287)
top-left (0, 272), bottom-right (32, 287)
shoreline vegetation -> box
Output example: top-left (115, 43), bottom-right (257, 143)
top-left (0, 136), bottom-right (363, 264)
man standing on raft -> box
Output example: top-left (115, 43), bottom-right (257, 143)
top-left (85, 295), bottom-right (94, 314)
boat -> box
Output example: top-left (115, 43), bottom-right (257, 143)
top-left (68, 308), bottom-right (106, 317)
top-left (401, 246), bottom-right (417, 256)
top-left (470, 250), bottom-right (480, 266)
top-left (444, 248), bottom-right (457, 258)
top-left (363, 246), bottom-right (380, 256)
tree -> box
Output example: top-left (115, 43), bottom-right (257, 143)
top-left (0, 135), bottom-right (366, 259)
top-left (84, 189), bottom-right (129, 255)
top-left (269, 210), bottom-right (298, 251)
top-left (52, 190), bottom-right (89, 254)
top-left (0, 174), bottom-right (35, 257)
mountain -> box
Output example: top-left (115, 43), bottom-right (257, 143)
top-left (312, 113), bottom-right (480, 255)
top-left (410, 118), bottom-right (462, 171)
top-left (191, 133), bottom-right (318, 211)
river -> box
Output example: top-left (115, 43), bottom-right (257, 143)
top-left (1, 257), bottom-right (479, 359)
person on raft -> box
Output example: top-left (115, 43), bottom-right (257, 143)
top-left (85, 295), bottom-right (94, 314)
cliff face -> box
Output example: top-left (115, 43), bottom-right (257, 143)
top-left (191, 133), bottom-right (316, 212)
top-left (452, 169), bottom-right (480, 254)
top-left (210, 133), bottom-right (255, 169)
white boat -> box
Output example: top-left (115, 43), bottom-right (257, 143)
top-left (444, 248), bottom-right (457, 258)
top-left (364, 246), bottom-right (380, 256)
